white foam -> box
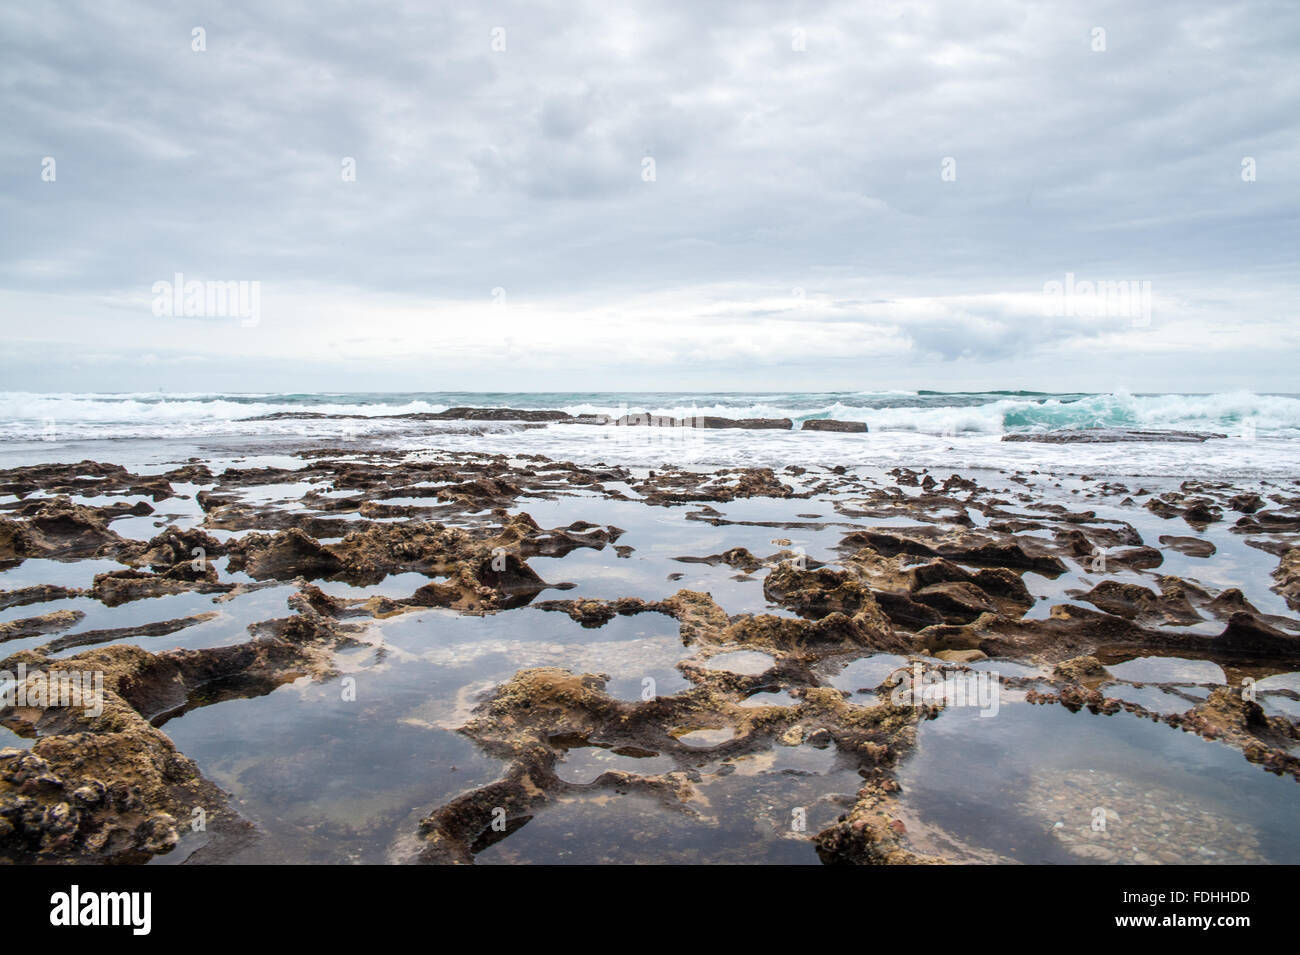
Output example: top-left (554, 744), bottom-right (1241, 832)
top-left (2, 391), bottom-right (1298, 478)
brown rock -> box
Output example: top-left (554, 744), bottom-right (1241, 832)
top-left (801, 419), bottom-right (868, 433)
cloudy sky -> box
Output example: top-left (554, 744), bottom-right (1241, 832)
top-left (1, 0), bottom-right (1297, 393)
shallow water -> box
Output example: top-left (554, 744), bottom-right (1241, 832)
top-left (899, 702), bottom-right (1300, 864)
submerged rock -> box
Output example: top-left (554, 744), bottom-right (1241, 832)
top-left (1159, 534), bottom-right (1216, 557)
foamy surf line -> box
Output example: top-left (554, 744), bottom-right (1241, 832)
top-left (1, 391), bottom-right (1297, 479)
top-left (4, 390), bottom-right (1300, 433)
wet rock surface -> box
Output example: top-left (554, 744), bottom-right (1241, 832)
top-left (1, 453), bottom-right (1298, 864)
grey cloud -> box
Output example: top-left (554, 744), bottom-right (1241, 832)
top-left (0, 0), bottom-right (1297, 390)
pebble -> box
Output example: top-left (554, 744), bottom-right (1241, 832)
top-left (1018, 769), bottom-right (1265, 864)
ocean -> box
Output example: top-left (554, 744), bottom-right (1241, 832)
top-left (3, 390), bottom-right (1298, 478)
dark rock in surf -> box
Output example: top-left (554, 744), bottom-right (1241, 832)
top-left (1003, 429), bottom-right (1226, 444)
top-left (802, 419), bottom-right (868, 433)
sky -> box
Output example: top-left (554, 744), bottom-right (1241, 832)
top-left (1, 0), bottom-right (1297, 393)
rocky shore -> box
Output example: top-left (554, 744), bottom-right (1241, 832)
top-left (241, 407), bottom-right (870, 431)
top-left (1, 447), bottom-right (1297, 864)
